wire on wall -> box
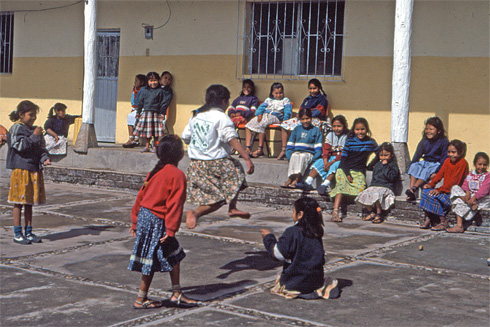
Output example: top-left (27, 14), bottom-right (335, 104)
top-left (142, 0), bottom-right (172, 31)
top-left (4, 0), bottom-right (84, 13)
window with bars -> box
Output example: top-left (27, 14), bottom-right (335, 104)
top-left (1, 12), bottom-right (14, 74)
top-left (241, 0), bottom-right (344, 80)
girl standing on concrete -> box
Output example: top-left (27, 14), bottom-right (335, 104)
top-left (182, 84), bottom-right (254, 229)
top-left (7, 100), bottom-right (51, 244)
top-left (128, 135), bottom-right (200, 309)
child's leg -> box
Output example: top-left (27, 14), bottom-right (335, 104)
top-left (245, 129), bottom-right (252, 148)
top-left (13, 205), bottom-right (25, 241)
top-left (228, 195), bottom-right (250, 218)
top-left (362, 205), bottom-right (376, 221)
top-left (420, 211), bottom-right (434, 229)
top-left (251, 133), bottom-right (265, 157)
top-left (186, 203), bottom-right (223, 229)
top-left (140, 138), bottom-right (151, 152)
top-left (372, 202), bottom-right (384, 224)
top-left (277, 130), bottom-right (288, 160)
top-left (169, 263), bottom-right (199, 305)
top-left (446, 215), bottom-right (465, 233)
top-left (133, 273), bottom-right (162, 308)
top-left (431, 215), bottom-right (449, 231)
top-left (332, 193), bottom-right (343, 222)
top-left (23, 205), bottom-right (41, 242)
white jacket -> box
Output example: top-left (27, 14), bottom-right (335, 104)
top-left (181, 107), bottom-right (238, 160)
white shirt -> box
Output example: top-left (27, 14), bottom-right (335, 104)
top-left (181, 107), bottom-right (238, 160)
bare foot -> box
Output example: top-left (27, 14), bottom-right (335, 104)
top-left (228, 209), bottom-right (251, 219)
top-left (186, 210), bottom-right (198, 229)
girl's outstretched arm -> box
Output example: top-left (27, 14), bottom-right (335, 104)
top-left (229, 138), bottom-right (254, 174)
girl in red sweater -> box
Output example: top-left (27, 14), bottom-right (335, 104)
top-left (419, 139), bottom-right (468, 231)
top-left (128, 135), bottom-right (200, 309)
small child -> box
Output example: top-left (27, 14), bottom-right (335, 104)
top-left (419, 139), bottom-right (469, 231)
top-left (261, 197), bottom-right (339, 300)
top-left (282, 108), bottom-right (322, 188)
top-left (279, 78), bottom-right (329, 160)
top-left (245, 82), bottom-right (292, 158)
top-left (7, 100), bottom-right (51, 244)
top-left (134, 72), bottom-right (168, 153)
top-left (295, 115), bottom-right (348, 195)
top-left (43, 103), bottom-right (80, 155)
top-left (123, 74), bottom-right (147, 148)
top-left (405, 117), bottom-right (448, 201)
top-left (228, 79), bottom-right (259, 128)
top-left (355, 142), bottom-right (399, 224)
top-left (128, 135), bottom-right (200, 309)
top-left (447, 152), bottom-right (490, 233)
top-left (160, 70), bottom-right (174, 122)
top-left (330, 118), bottom-right (378, 222)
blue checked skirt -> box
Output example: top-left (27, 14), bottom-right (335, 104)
top-left (408, 160), bottom-right (440, 182)
top-left (419, 189), bottom-right (451, 216)
top-left (128, 207), bottom-right (185, 275)
top-left (311, 157), bottom-right (340, 180)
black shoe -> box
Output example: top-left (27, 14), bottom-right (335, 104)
top-left (295, 182), bottom-right (313, 191)
top-left (317, 185), bottom-right (329, 196)
top-left (26, 233), bottom-right (42, 243)
top-left (13, 235), bottom-right (31, 245)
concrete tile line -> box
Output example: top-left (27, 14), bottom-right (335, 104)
top-left (108, 306), bottom-right (208, 327)
top-left (37, 209), bottom-right (132, 227)
top-left (37, 195), bottom-right (132, 211)
top-left (179, 231), bottom-right (259, 245)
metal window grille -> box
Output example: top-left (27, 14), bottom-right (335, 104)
top-left (238, 0), bottom-right (344, 81)
top-left (0, 12), bottom-right (14, 74)
top-left (97, 31), bottom-right (120, 79)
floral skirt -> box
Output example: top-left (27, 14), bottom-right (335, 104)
top-left (186, 157), bottom-right (247, 206)
top-left (44, 134), bottom-right (67, 155)
top-left (450, 185), bottom-right (490, 221)
top-left (8, 169), bottom-right (45, 205)
top-left (133, 111), bottom-right (165, 138)
top-left (245, 113), bottom-right (280, 133)
top-left (280, 117), bottom-right (323, 131)
top-left (128, 207), bottom-right (185, 276)
top-left (355, 186), bottom-right (395, 210)
top-left (288, 152), bottom-right (313, 177)
top-left (330, 169), bottom-right (367, 198)
top-left (419, 189), bottom-right (451, 216)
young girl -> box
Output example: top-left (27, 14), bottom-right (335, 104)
top-left (279, 79), bottom-right (328, 160)
top-left (128, 135), bottom-right (200, 309)
top-left (43, 103), bottom-right (80, 155)
top-left (134, 72), bottom-right (168, 153)
top-left (7, 100), bottom-right (51, 244)
top-left (282, 108), bottom-right (322, 188)
top-left (123, 74), bottom-right (147, 148)
top-left (405, 117), bottom-right (449, 201)
top-left (261, 197), bottom-right (339, 300)
top-left (182, 84), bottom-right (254, 229)
top-left (355, 142), bottom-right (400, 224)
top-left (330, 118), bottom-right (378, 222)
top-left (160, 70), bottom-right (174, 120)
top-left (228, 79), bottom-right (259, 128)
top-left (447, 152), bottom-right (489, 233)
top-left (295, 115), bottom-right (348, 195)
top-left (245, 82), bottom-right (292, 158)
top-left (419, 139), bottom-right (469, 231)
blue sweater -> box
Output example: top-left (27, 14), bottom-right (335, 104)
top-left (137, 86), bottom-right (170, 115)
top-left (338, 136), bottom-right (378, 177)
top-left (411, 137), bottom-right (448, 173)
top-left (285, 125), bottom-right (322, 161)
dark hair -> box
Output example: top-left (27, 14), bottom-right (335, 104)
top-left (146, 71), bottom-right (161, 86)
top-left (294, 197), bottom-right (324, 239)
top-left (331, 115), bottom-right (348, 134)
top-left (423, 116), bottom-right (446, 139)
top-left (147, 135), bottom-right (184, 182)
top-left (348, 117), bottom-right (371, 138)
top-left (160, 71), bottom-right (173, 80)
top-left (194, 84), bottom-right (231, 115)
top-left (378, 142), bottom-right (395, 160)
top-left (298, 107), bottom-right (313, 119)
top-left (240, 79), bottom-right (256, 96)
top-left (473, 152), bottom-right (489, 166)
top-left (448, 139), bottom-right (466, 158)
top-left (9, 100), bottom-right (40, 122)
top-left (136, 74), bottom-right (148, 86)
top-left (269, 82), bottom-right (284, 98)
top-left (47, 103), bottom-right (67, 119)
top-left (308, 78), bottom-right (327, 97)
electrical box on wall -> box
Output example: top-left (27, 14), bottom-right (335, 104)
top-left (145, 25), bottom-right (153, 40)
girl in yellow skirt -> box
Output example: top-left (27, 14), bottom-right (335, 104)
top-left (6, 100), bottom-right (51, 244)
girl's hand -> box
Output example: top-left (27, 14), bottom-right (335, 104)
top-left (159, 114), bottom-right (166, 121)
top-left (257, 114), bottom-right (263, 123)
top-left (33, 127), bottom-right (43, 136)
top-left (324, 161), bottom-right (332, 171)
top-left (463, 193), bottom-right (471, 202)
top-left (429, 189), bottom-right (440, 196)
top-left (245, 159), bottom-right (254, 175)
top-left (260, 229), bottom-right (271, 237)
top-left (423, 184), bottom-right (431, 189)
top-left (468, 197), bottom-right (477, 206)
top-left (43, 159), bottom-right (51, 166)
top-left (159, 234), bottom-right (170, 244)
top-left (381, 159), bottom-right (389, 165)
top-left (54, 135), bottom-right (59, 142)
top-left (229, 113), bottom-right (236, 118)
top-left (129, 228), bottom-right (137, 237)
top-left (347, 175), bottom-right (353, 183)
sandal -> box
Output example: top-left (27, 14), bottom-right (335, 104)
top-left (419, 216), bottom-right (431, 229)
top-left (362, 212), bottom-right (376, 221)
top-left (133, 299), bottom-right (163, 310)
top-left (446, 226), bottom-right (464, 233)
top-left (251, 146), bottom-right (265, 158)
top-left (405, 187), bottom-right (417, 201)
top-left (277, 147), bottom-right (287, 161)
top-left (169, 293), bottom-right (201, 308)
top-left (332, 209), bottom-right (342, 222)
top-left (372, 214), bottom-right (383, 224)
top-left (431, 223), bottom-right (448, 231)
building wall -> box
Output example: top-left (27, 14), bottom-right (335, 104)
top-left (0, 0), bottom-right (488, 160)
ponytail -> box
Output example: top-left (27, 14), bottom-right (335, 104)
top-left (9, 100), bottom-right (39, 122)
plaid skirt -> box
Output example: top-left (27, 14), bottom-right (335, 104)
top-left (133, 111), bottom-right (165, 138)
top-left (419, 189), bottom-right (451, 216)
top-left (245, 113), bottom-right (280, 133)
top-left (186, 157), bottom-right (247, 206)
top-left (355, 186), bottom-right (395, 210)
top-left (8, 169), bottom-right (46, 205)
top-left (128, 207), bottom-right (185, 275)
top-left (330, 169), bottom-right (367, 198)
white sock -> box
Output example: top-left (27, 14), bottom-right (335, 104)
top-left (321, 180), bottom-right (331, 187)
top-left (305, 176), bottom-right (314, 185)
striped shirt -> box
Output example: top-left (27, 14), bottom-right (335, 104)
top-left (285, 124), bottom-right (322, 161)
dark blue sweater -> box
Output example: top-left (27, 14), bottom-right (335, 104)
top-left (411, 137), bottom-right (448, 173)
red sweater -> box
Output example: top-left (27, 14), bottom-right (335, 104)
top-left (427, 157), bottom-right (469, 193)
top-left (131, 164), bottom-right (186, 237)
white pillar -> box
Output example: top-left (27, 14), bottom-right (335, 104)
top-left (74, 0), bottom-right (98, 153)
top-left (391, 0), bottom-right (414, 174)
